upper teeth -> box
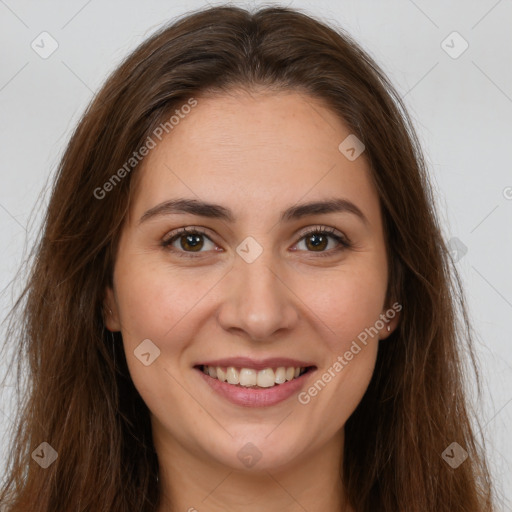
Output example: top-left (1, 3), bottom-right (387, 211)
top-left (202, 365), bottom-right (306, 387)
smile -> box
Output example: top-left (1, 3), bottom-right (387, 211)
top-left (194, 358), bottom-right (317, 407)
top-left (200, 365), bottom-right (310, 388)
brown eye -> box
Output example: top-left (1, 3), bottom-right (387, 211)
top-left (178, 232), bottom-right (204, 252)
top-left (304, 232), bottom-right (329, 251)
top-left (162, 227), bottom-right (217, 256)
top-left (295, 227), bottom-right (351, 256)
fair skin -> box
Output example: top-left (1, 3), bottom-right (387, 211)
top-left (105, 88), bottom-right (399, 512)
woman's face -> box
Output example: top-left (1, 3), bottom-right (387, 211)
top-left (105, 89), bottom-right (398, 472)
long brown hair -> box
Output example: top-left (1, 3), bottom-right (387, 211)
top-left (0, 5), bottom-right (494, 511)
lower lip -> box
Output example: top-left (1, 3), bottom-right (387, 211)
top-left (196, 368), bottom-right (315, 407)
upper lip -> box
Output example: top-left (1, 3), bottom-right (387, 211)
top-left (195, 357), bottom-right (316, 371)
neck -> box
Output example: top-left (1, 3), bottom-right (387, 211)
top-left (154, 425), bottom-right (351, 512)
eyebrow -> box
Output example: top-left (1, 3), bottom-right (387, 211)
top-left (139, 197), bottom-right (369, 226)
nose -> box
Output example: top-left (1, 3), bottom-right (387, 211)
top-left (216, 250), bottom-right (300, 342)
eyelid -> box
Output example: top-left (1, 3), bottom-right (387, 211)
top-left (163, 225), bottom-right (212, 241)
top-left (295, 224), bottom-right (349, 243)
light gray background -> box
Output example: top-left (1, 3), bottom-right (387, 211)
top-left (0, 0), bottom-right (511, 508)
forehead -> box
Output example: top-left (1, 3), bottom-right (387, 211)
top-left (129, 89), bottom-right (380, 226)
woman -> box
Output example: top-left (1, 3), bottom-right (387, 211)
top-left (0, 5), bottom-right (495, 511)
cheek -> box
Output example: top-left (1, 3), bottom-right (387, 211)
top-left (306, 261), bottom-right (388, 353)
top-left (307, 262), bottom-right (385, 423)
top-left (298, 267), bottom-right (384, 429)
top-left (114, 258), bottom-right (216, 343)
top-left (112, 260), bottom-right (207, 409)
top-left (113, 257), bottom-right (230, 398)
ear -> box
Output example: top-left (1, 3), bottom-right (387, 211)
top-left (103, 286), bottom-right (122, 332)
top-left (378, 301), bottom-right (402, 340)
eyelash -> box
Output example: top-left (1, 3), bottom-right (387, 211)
top-left (161, 225), bottom-right (351, 259)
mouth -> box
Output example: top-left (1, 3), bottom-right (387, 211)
top-left (196, 364), bottom-right (314, 388)
top-left (193, 358), bottom-right (317, 407)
